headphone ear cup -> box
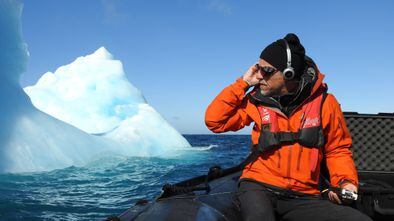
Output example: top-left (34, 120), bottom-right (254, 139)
top-left (283, 67), bottom-right (295, 80)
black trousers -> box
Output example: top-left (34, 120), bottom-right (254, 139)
top-left (237, 180), bottom-right (373, 221)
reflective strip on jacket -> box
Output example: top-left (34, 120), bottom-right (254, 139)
top-left (205, 73), bottom-right (358, 195)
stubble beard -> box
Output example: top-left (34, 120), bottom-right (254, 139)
top-left (259, 84), bottom-right (282, 97)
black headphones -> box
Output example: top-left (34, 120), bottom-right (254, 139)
top-left (282, 39), bottom-right (295, 80)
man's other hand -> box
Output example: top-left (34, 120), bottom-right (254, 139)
top-left (328, 183), bottom-right (357, 204)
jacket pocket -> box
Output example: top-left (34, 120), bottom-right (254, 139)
top-left (296, 146), bottom-right (303, 171)
top-left (309, 148), bottom-right (320, 173)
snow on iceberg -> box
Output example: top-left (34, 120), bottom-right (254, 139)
top-left (0, 0), bottom-right (190, 173)
top-left (24, 47), bottom-right (145, 134)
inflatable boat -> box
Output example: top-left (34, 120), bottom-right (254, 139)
top-left (109, 112), bottom-right (394, 221)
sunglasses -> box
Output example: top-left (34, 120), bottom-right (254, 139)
top-left (255, 64), bottom-right (278, 76)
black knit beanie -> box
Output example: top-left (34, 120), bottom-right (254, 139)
top-left (259, 33), bottom-right (306, 79)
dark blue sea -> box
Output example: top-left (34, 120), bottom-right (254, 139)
top-left (0, 135), bottom-right (251, 220)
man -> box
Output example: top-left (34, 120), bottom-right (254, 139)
top-left (205, 33), bottom-right (371, 221)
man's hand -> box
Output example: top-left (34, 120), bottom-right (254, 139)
top-left (242, 64), bottom-right (261, 86)
top-left (328, 183), bottom-right (357, 204)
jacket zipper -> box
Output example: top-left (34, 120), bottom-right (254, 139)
top-left (296, 110), bottom-right (306, 171)
top-left (268, 98), bottom-right (288, 119)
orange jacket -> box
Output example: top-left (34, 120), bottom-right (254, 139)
top-left (205, 73), bottom-right (358, 195)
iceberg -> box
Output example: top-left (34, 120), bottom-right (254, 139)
top-left (24, 47), bottom-right (191, 156)
top-left (0, 0), bottom-right (190, 173)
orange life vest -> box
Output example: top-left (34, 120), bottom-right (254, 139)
top-left (256, 92), bottom-right (326, 152)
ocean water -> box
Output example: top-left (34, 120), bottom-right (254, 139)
top-left (0, 135), bottom-right (251, 220)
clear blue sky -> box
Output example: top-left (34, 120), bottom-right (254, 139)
top-left (20, 0), bottom-right (394, 134)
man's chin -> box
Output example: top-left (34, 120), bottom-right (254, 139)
top-left (260, 89), bottom-right (272, 97)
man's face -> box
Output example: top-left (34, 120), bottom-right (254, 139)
top-left (257, 59), bottom-right (287, 97)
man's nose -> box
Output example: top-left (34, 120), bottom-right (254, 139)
top-left (256, 70), bottom-right (264, 80)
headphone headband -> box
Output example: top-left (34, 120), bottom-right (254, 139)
top-left (282, 39), bottom-right (295, 80)
top-left (283, 40), bottom-right (292, 69)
